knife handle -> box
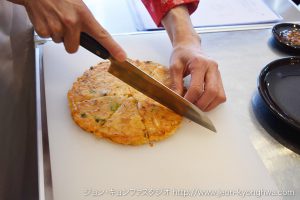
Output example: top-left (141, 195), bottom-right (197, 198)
top-left (80, 32), bottom-right (110, 60)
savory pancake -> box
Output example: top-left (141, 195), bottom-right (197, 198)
top-left (67, 60), bottom-right (182, 145)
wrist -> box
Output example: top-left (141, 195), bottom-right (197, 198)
top-left (172, 32), bottom-right (201, 48)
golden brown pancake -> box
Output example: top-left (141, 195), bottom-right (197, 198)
top-left (68, 60), bottom-right (182, 145)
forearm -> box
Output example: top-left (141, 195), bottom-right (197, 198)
top-left (161, 5), bottom-right (200, 47)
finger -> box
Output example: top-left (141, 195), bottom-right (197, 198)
top-left (47, 15), bottom-right (64, 43)
top-left (195, 65), bottom-right (221, 110)
top-left (63, 25), bottom-right (80, 53)
top-left (51, 33), bottom-right (63, 43)
top-left (169, 62), bottom-right (184, 95)
top-left (204, 92), bottom-right (226, 112)
top-left (204, 81), bottom-right (226, 111)
top-left (183, 58), bottom-right (206, 103)
top-left (83, 14), bottom-right (126, 61)
top-left (26, 9), bottom-right (51, 38)
top-left (34, 21), bottom-right (51, 38)
top-left (58, 11), bottom-right (81, 53)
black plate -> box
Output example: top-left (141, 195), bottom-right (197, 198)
top-left (258, 57), bottom-right (300, 131)
top-left (272, 23), bottom-right (300, 54)
top-left (252, 92), bottom-right (300, 154)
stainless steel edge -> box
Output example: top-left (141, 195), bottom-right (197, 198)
top-left (35, 39), bottom-right (54, 200)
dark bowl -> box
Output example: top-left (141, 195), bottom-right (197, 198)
top-left (253, 57), bottom-right (300, 154)
top-left (272, 23), bottom-right (300, 54)
top-left (258, 57), bottom-right (300, 131)
top-left (252, 92), bottom-right (300, 154)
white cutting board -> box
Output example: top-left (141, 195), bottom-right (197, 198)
top-left (42, 32), bottom-right (280, 200)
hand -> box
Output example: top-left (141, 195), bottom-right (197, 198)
top-left (162, 5), bottom-right (226, 111)
top-left (8, 0), bottom-right (126, 61)
top-left (169, 39), bottom-right (226, 111)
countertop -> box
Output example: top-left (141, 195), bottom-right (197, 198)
top-left (40, 29), bottom-right (282, 200)
top-left (199, 29), bottom-right (300, 198)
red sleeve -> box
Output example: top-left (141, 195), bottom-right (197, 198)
top-left (141, 0), bottom-right (200, 26)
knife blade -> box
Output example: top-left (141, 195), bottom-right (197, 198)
top-left (79, 32), bottom-right (216, 132)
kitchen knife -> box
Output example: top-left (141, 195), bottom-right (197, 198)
top-left (79, 32), bottom-right (216, 132)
